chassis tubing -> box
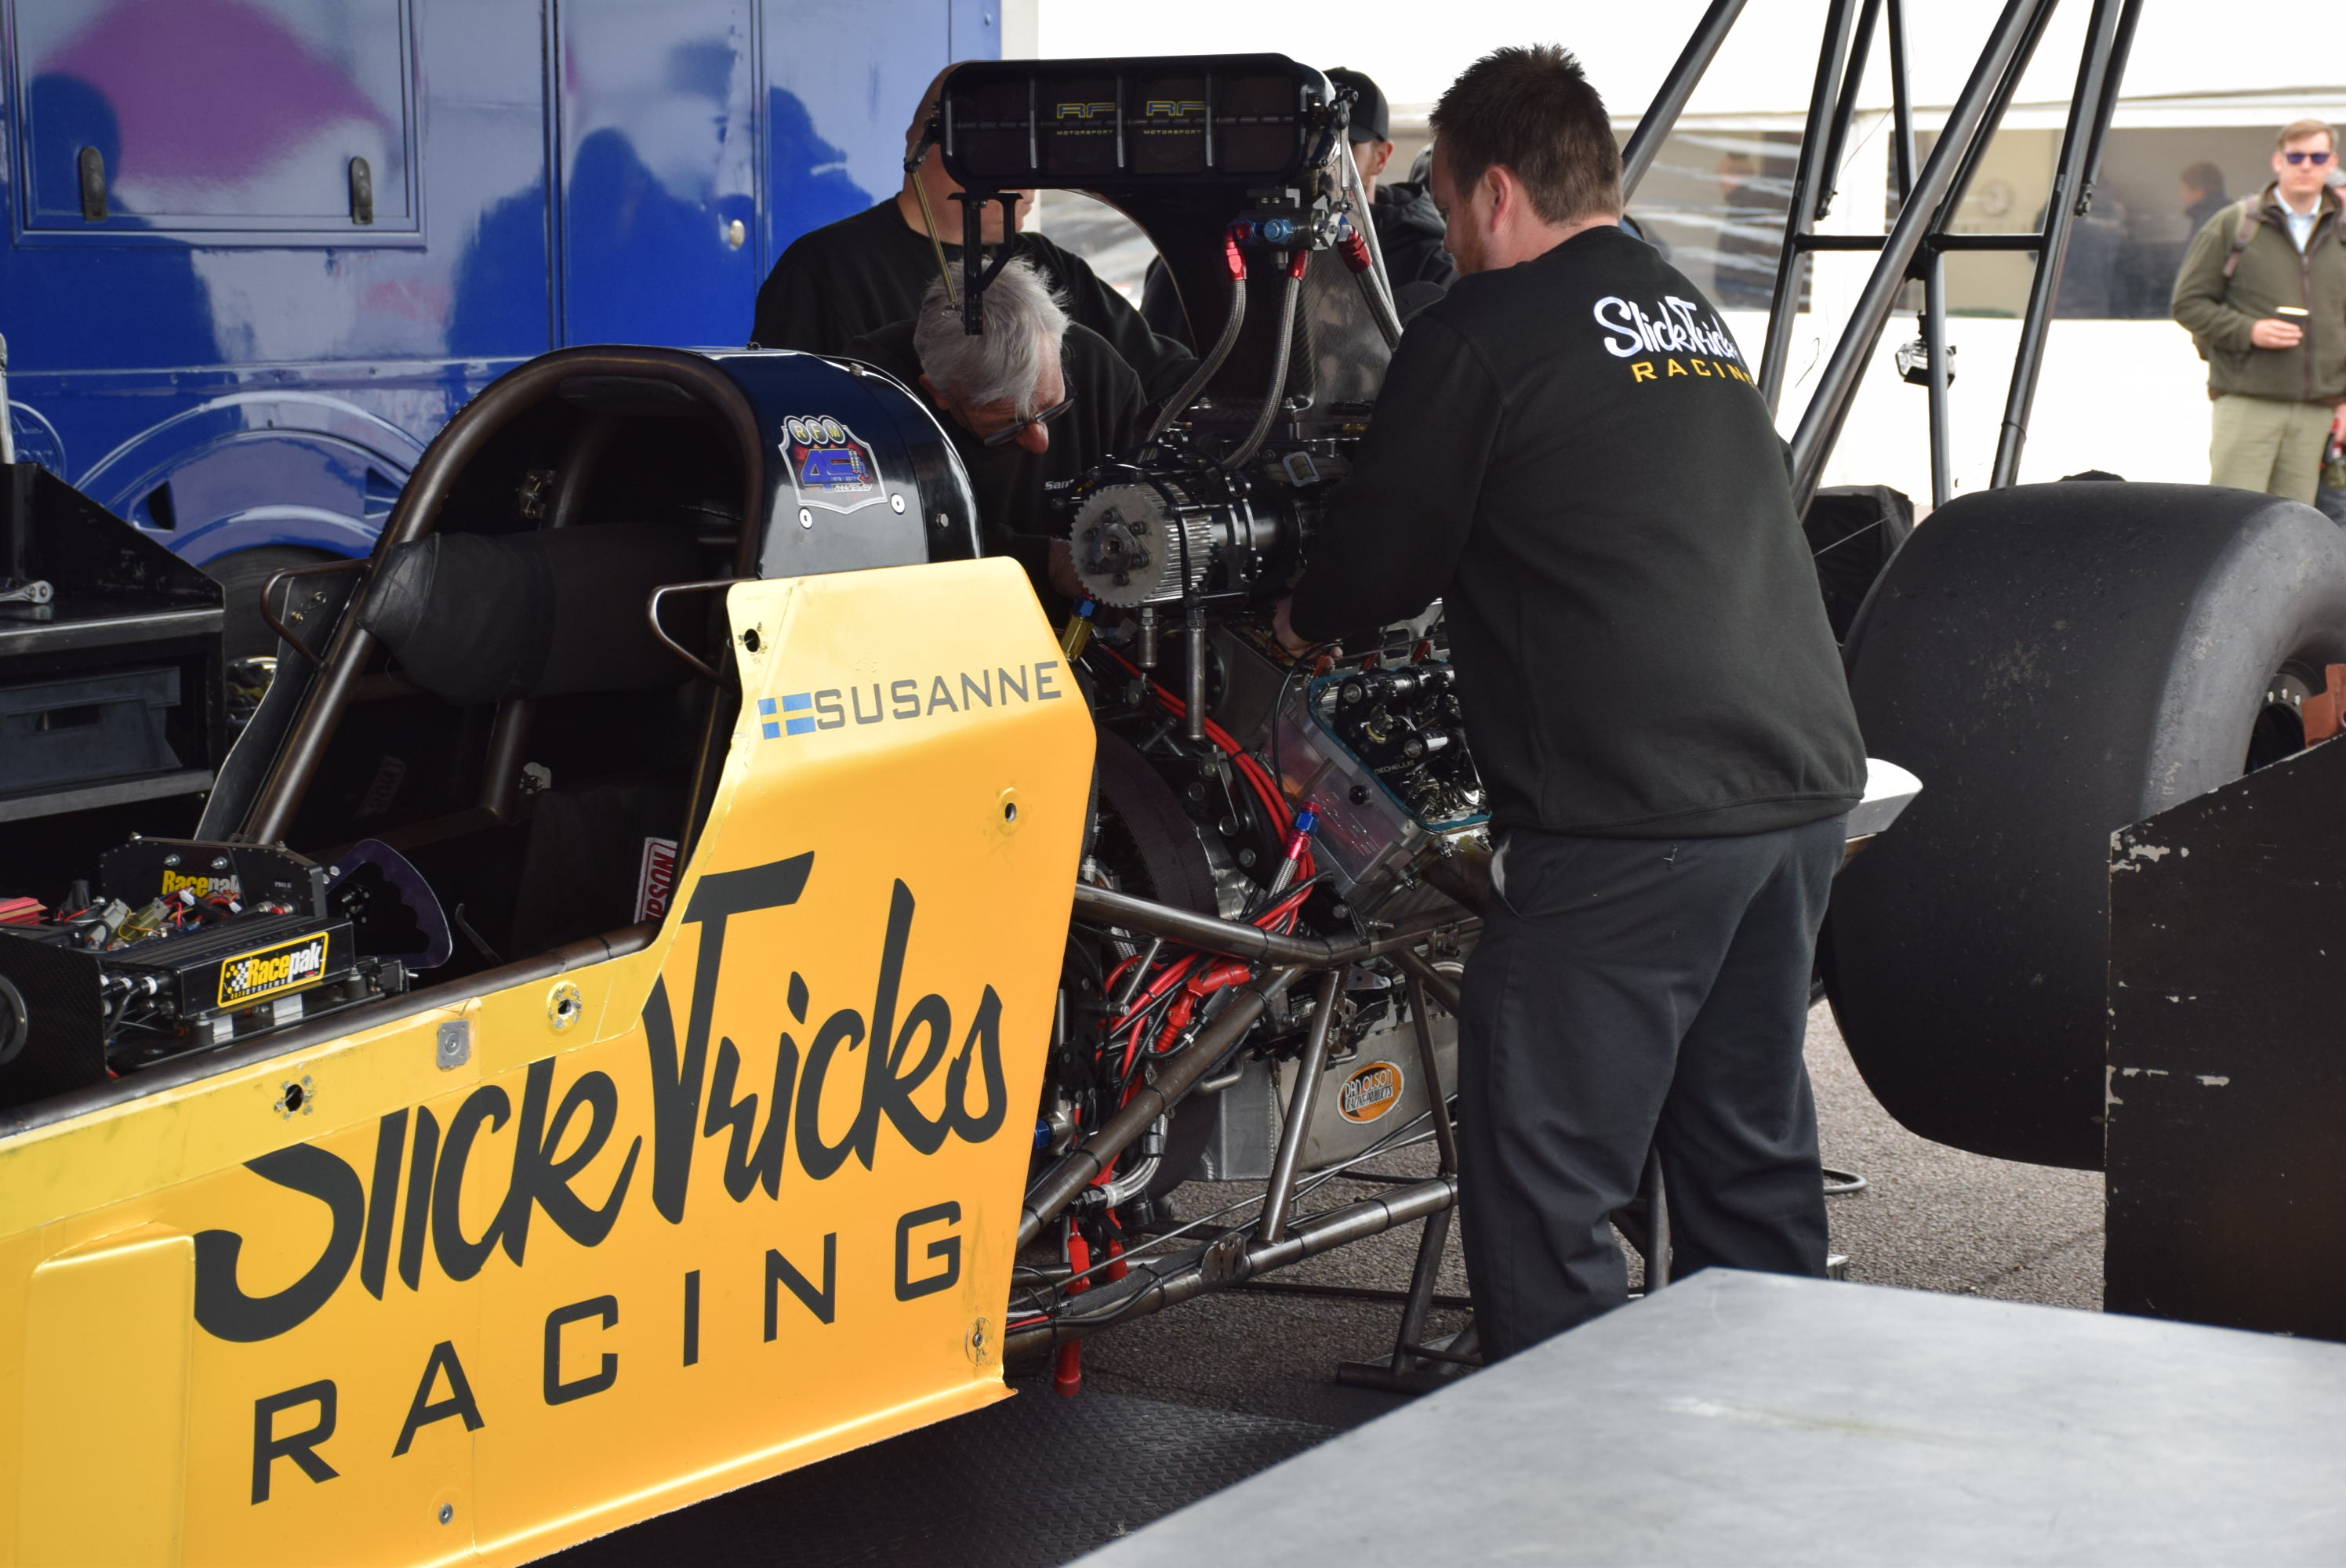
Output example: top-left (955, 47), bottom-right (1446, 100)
top-left (1070, 882), bottom-right (1471, 968)
top-left (1020, 964), bottom-right (1303, 1250)
top-left (1021, 888), bottom-right (1477, 1248)
top-left (1007, 1174), bottom-right (1458, 1354)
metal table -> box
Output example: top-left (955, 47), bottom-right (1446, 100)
top-left (1079, 1269), bottom-right (2346, 1566)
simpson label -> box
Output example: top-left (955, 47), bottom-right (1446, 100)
top-left (1338, 1061), bottom-right (1403, 1123)
top-left (636, 836), bottom-right (679, 922)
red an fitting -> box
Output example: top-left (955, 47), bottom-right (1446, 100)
top-left (1223, 226), bottom-right (1250, 282)
top-left (1288, 245), bottom-right (1311, 281)
top-left (1337, 227), bottom-right (1373, 274)
top-left (1056, 1227), bottom-right (1092, 1397)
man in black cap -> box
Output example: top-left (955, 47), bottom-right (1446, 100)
top-left (750, 64), bottom-right (1191, 402)
top-left (1325, 67), bottom-right (1457, 292)
top-left (1143, 64), bottom-right (1454, 343)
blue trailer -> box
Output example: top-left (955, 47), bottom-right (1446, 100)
top-left (1, 0), bottom-right (1002, 651)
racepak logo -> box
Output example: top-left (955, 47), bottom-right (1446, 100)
top-left (219, 932), bottom-right (330, 1009)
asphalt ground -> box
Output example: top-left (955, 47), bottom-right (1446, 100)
top-left (551, 1004), bottom-right (2105, 1565)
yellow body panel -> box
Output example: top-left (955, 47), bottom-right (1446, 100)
top-left (0, 560), bottom-right (1092, 1566)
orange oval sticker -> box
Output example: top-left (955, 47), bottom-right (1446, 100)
top-left (1338, 1061), bottom-right (1404, 1123)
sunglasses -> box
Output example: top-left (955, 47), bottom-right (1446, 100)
top-left (978, 395), bottom-right (1075, 447)
top-left (2283, 150), bottom-right (2334, 166)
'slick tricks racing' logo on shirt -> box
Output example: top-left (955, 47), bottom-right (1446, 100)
top-left (1593, 294), bottom-right (1755, 387)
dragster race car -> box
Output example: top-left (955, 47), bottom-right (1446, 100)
top-left (0, 54), bottom-right (1925, 1566)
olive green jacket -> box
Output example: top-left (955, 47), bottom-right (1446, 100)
top-left (2171, 183), bottom-right (2346, 405)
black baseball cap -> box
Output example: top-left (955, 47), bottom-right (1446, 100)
top-left (1325, 67), bottom-right (1389, 144)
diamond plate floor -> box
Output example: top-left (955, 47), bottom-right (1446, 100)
top-left (547, 1385), bottom-right (1337, 1567)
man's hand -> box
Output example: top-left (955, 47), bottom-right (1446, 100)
top-left (1272, 596), bottom-right (1311, 656)
top-left (2251, 317), bottom-right (2305, 349)
top-left (1047, 539), bottom-right (1084, 603)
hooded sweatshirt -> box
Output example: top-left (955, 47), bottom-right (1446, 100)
top-left (1288, 224), bottom-right (1866, 840)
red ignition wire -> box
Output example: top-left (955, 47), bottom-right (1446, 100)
top-left (1089, 643), bottom-right (1315, 879)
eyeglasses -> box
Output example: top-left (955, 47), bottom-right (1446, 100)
top-left (2283, 150), bottom-right (2334, 166)
top-left (978, 395), bottom-right (1075, 448)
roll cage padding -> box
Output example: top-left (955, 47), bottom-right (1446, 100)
top-left (361, 523), bottom-right (702, 706)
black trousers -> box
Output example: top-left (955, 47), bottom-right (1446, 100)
top-left (1455, 815), bottom-right (1843, 1359)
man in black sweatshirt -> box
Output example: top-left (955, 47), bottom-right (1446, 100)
top-left (1278, 46), bottom-right (1866, 1359)
top-left (1326, 67), bottom-right (1458, 292)
top-left (750, 67), bottom-right (1191, 405)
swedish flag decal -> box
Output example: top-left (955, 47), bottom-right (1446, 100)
top-left (759, 693), bottom-right (815, 739)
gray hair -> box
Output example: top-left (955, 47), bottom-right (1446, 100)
top-left (912, 259), bottom-right (1069, 415)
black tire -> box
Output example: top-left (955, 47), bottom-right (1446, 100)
top-left (1825, 482), bottom-right (2346, 1170)
top-left (1805, 484), bottom-right (1915, 641)
top-left (204, 545), bottom-right (337, 664)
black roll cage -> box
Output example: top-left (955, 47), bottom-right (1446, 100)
top-left (1625, 0), bottom-right (2144, 510)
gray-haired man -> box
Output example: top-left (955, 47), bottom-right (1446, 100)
top-left (752, 67), bottom-right (1191, 403)
top-left (847, 259), bottom-right (1170, 607)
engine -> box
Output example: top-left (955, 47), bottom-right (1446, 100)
top-left (1051, 433), bottom-right (1490, 1228)
top-left (918, 57), bottom-right (1498, 1287)
top-left (1067, 441), bottom-right (1336, 612)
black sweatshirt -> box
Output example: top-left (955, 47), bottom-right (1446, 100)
top-left (1371, 180), bottom-right (1458, 290)
top-left (845, 319), bottom-right (1149, 611)
top-left (752, 200), bottom-right (1193, 404)
top-left (1289, 224), bottom-right (1865, 840)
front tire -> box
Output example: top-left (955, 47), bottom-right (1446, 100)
top-left (1825, 482), bottom-right (2346, 1169)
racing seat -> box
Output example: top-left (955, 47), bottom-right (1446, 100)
top-left (214, 348), bottom-right (765, 975)
top-left (356, 520), bottom-right (709, 960)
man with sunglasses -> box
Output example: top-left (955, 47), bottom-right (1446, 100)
top-left (2173, 120), bottom-right (2346, 504)
top-left (847, 259), bottom-right (1160, 610)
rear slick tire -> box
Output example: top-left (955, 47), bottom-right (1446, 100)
top-left (1823, 481), bottom-right (2346, 1170)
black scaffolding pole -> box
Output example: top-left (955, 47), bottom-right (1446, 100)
top-left (1620, 0), bottom-right (1751, 201)
top-left (1786, 0), bottom-right (2057, 508)
top-left (1758, 0), bottom-right (1861, 413)
top-left (1990, 0), bottom-right (2143, 486)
